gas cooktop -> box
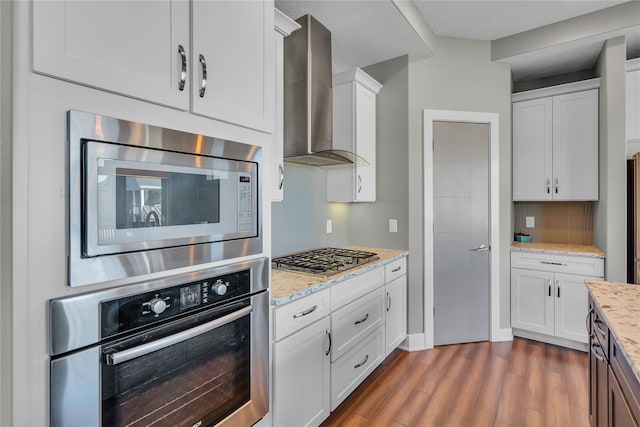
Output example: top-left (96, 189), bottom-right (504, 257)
top-left (272, 248), bottom-right (379, 277)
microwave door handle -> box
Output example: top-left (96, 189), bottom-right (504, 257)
top-left (105, 305), bottom-right (253, 366)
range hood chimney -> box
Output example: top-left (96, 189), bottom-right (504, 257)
top-left (283, 15), bottom-right (367, 167)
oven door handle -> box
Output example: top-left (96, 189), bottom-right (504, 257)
top-left (105, 305), bottom-right (253, 366)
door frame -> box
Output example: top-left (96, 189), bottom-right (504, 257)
top-left (423, 109), bottom-right (501, 349)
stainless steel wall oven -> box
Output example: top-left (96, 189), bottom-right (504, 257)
top-left (68, 110), bottom-right (262, 287)
top-left (50, 258), bottom-right (269, 427)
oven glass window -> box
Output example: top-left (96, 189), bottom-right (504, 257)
top-left (114, 168), bottom-right (220, 229)
top-left (102, 311), bottom-right (250, 427)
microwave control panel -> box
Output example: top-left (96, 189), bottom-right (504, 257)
top-left (100, 269), bottom-right (251, 338)
top-left (238, 172), bottom-right (253, 231)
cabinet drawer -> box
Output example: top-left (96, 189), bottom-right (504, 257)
top-left (330, 325), bottom-right (384, 411)
top-left (331, 287), bottom-right (384, 362)
top-left (330, 267), bottom-right (384, 311)
top-left (274, 288), bottom-right (330, 342)
top-left (385, 258), bottom-right (407, 283)
top-left (511, 251), bottom-right (604, 277)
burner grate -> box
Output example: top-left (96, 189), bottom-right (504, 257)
top-left (272, 248), bottom-right (379, 277)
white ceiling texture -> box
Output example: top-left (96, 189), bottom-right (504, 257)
top-left (275, 0), bottom-right (640, 82)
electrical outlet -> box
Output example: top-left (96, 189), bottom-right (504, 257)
top-left (326, 219), bottom-right (332, 234)
top-left (526, 216), bottom-right (535, 228)
top-left (389, 219), bottom-right (398, 233)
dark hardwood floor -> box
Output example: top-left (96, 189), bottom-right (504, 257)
top-left (320, 337), bottom-right (589, 427)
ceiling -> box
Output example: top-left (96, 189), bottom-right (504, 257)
top-left (275, 0), bottom-right (640, 82)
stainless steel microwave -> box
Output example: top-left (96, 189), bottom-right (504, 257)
top-left (68, 111), bottom-right (262, 287)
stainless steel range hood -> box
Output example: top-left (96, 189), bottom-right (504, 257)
top-left (283, 15), bottom-right (367, 167)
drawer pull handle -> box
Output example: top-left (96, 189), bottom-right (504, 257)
top-left (586, 307), bottom-right (594, 339)
top-left (293, 305), bottom-right (318, 319)
top-left (391, 266), bottom-right (401, 273)
top-left (540, 261), bottom-right (568, 266)
top-left (594, 317), bottom-right (607, 338)
top-left (354, 313), bottom-right (369, 325)
top-left (591, 341), bottom-right (605, 363)
top-left (354, 354), bottom-right (369, 369)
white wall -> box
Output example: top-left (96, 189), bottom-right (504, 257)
top-left (595, 36), bottom-right (628, 282)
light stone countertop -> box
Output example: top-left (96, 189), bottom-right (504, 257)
top-left (586, 280), bottom-right (640, 385)
top-left (271, 246), bottom-right (409, 307)
top-left (511, 242), bottom-right (605, 258)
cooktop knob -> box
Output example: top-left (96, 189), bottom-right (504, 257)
top-left (149, 297), bottom-right (167, 315)
top-left (212, 281), bottom-right (228, 296)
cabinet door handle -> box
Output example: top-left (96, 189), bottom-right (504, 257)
top-left (554, 177), bottom-right (559, 194)
top-left (354, 354), bottom-right (369, 369)
top-left (178, 45), bottom-right (187, 91)
top-left (293, 305), bottom-right (317, 319)
top-left (278, 164), bottom-right (284, 190)
top-left (557, 280), bottom-right (560, 298)
top-left (325, 329), bottom-right (332, 356)
top-left (357, 175), bottom-right (362, 194)
top-left (546, 178), bottom-right (551, 194)
top-left (354, 313), bottom-right (369, 325)
top-left (199, 54), bottom-right (207, 98)
top-left (387, 292), bottom-right (391, 312)
top-left (548, 279), bottom-right (551, 297)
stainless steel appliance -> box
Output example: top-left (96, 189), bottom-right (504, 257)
top-left (68, 110), bottom-right (262, 287)
top-left (272, 247), bottom-right (378, 277)
top-left (283, 15), bottom-right (366, 167)
top-left (50, 258), bottom-right (269, 427)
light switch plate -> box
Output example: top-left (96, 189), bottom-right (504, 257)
top-left (389, 219), bottom-right (398, 233)
top-left (526, 216), bottom-right (535, 228)
top-left (326, 220), bottom-right (332, 234)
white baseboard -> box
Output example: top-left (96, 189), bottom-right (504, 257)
top-left (399, 330), bottom-right (512, 351)
top-left (491, 327), bottom-right (514, 342)
top-left (512, 328), bottom-right (588, 352)
top-left (398, 333), bottom-right (431, 352)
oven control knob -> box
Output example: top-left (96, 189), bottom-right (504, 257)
top-left (149, 298), bottom-right (167, 315)
top-left (212, 281), bottom-right (228, 296)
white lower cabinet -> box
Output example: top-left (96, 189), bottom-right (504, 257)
top-left (272, 256), bottom-right (408, 424)
top-left (330, 325), bottom-right (384, 410)
top-left (385, 275), bottom-right (407, 357)
top-left (273, 288), bottom-right (331, 427)
top-left (511, 251), bottom-right (604, 346)
top-left (273, 316), bottom-right (330, 427)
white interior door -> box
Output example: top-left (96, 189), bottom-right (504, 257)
top-left (433, 121), bottom-right (490, 346)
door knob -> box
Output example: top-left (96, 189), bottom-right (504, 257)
top-left (470, 244), bottom-right (490, 253)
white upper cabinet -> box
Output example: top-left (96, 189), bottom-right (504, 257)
top-left (33, 1), bottom-right (190, 110)
top-left (627, 59), bottom-right (640, 143)
top-left (512, 80), bottom-right (599, 201)
top-left (327, 68), bottom-right (382, 202)
top-left (272, 10), bottom-right (300, 202)
top-left (33, 0), bottom-right (274, 133)
top-left (191, 1), bottom-right (273, 132)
